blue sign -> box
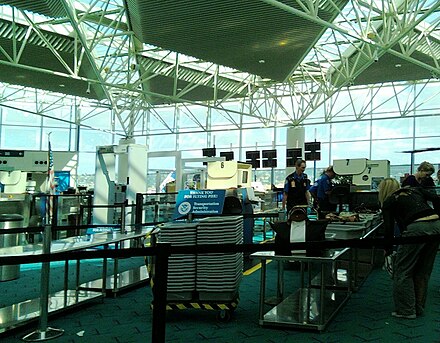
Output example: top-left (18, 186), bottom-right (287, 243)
top-left (173, 189), bottom-right (226, 219)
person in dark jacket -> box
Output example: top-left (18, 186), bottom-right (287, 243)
top-left (309, 165), bottom-right (336, 212)
top-left (401, 161), bottom-right (435, 188)
top-left (378, 178), bottom-right (440, 319)
top-left (282, 159), bottom-right (311, 214)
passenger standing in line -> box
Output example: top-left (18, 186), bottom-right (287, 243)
top-left (401, 161), bottom-right (435, 188)
top-left (282, 158), bottom-right (311, 215)
top-left (309, 165), bottom-right (336, 212)
top-left (378, 178), bottom-right (440, 319)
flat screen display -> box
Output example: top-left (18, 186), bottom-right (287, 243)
top-left (305, 152), bottom-right (321, 161)
top-left (286, 148), bottom-right (302, 167)
top-left (246, 150), bottom-right (261, 169)
top-left (304, 142), bottom-right (321, 152)
top-left (263, 159), bottom-right (277, 168)
top-left (262, 149), bottom-right (277, 159)
top-left (286, 148), bottom-right (302, 159)
top-left (220, 151), bottom-right (234, 161)
top-left (202, 147), bottom-right (216, 157)
top-left (242, 170), bottom-right (248, 184)
top-left (245, 150), bottom-right (260, 159)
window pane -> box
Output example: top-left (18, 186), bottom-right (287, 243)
top-left (3, 108), bottom-right (40, 125)
top-left (305, 123), bottom-right (330, 143)
top-left (213, 127), bottom-right (240, 148)
top-left (414, 137), bottom-right (440, 164)
top-left (148, 156), bottom-right (176, 170)
top-left (79, 129), bottom-right (113, 152)
top-left (149, 134), bottom-right (176, 151)
top-left (178, 131), bottom-right (207, 150)
top-left (372, 118), bottom-right (413, 139)
top-left (331, 141), bottom-right (370, 160)
top-left (275, 126), bottom-right (286, 146)
top-left (77, 152), bottom-right (97, 176)
top-left (1, 126), bottom-right (39, 149)
top-left (371, 138), bottom-right (413, 164)
top-left (42, 128), bottom-right (73, 151)
top-left (415, 116), bottom-right (440, 137)
top-left (43, 105), bottom-right (74, 128)
top-left (331, 121), bottom-right (370, 142)
top-left (242, 128), bottom-right (274, 147)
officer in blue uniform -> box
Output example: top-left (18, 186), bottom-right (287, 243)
top-left (282, 158), bottom-right (311, 214)
top-left (309, 165), bottom-right (336, 212)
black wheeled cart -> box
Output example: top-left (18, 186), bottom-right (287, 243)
top-left (149, 216), bottom-right (243, 321)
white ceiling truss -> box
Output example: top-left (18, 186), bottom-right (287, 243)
top-left (0, 0), bottom-right (438, 138)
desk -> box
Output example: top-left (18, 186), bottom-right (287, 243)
top-left (251, 249), bottom-right (352, 331)
top-left (0, 227), bottom-right (153, 333)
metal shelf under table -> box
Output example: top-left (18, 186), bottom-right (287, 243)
top-left (251, 249), bottom-right (352, 331)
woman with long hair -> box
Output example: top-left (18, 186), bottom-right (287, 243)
top-left (378, 178), bottom-right (440, 319)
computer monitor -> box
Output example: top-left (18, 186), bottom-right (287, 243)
top-left (262, 149), bottom-right (277, 159)
top-left (286, 148), bottom-right (302, 167)
top-left (246, 150), bottom-right (261, 169)
top-left (202, 147), bottom-right (216, 157)
top-left (262, 159), bottom-right (277, 168)
top-left (220, 151), bottom-right (234, 161)
top-left (305, 151), bottom-right (321, 161)
top-left (286, 148), bottom-right (302, 159)
top-left (304, 142), bottom-right (321, 152)
top-left (245, 150), bottom-right (260, 159)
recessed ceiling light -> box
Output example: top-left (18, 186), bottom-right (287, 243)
top-left (259, 59), bottom-right (265, 64)
top-left (59, 84), bottom-right (65, 87)
top-left (395, 64), bottom-right (402, 68)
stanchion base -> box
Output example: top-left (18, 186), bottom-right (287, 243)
top-left (22, 327), bottom-right (64, 342)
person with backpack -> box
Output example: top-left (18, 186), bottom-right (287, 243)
top-left (378, 178), bottom-right (440, 319)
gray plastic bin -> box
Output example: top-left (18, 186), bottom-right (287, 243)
top-left (0, 214), bottom-right (24, 281)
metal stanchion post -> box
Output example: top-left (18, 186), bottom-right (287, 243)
top-left (22, 224), bottom-right (64, 341)
top-left (152, 242), bottom-right (170, 343)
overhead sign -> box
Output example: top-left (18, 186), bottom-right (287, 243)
top-left (173, 189), bottom-right (226, 219)
top-left (304, 141), bottom-right (321, 161)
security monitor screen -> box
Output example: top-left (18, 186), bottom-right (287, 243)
top-left (220, 151), bottom-right (234, 161)
top-left (262, 149), bottom-right (277, 159)
top-left (202, 147), bottom-right (216, 157)
top-left (242, 171), bottom-right (248, 184)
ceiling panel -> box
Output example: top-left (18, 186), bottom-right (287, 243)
top-left (1, 0), bottom-right (66, 18)
top-left (0, 19), bottom-right (105, 99)
top-left (353, 51), bottom-right (432, 86)
top-left (126, 0), bottom-right (348, 81)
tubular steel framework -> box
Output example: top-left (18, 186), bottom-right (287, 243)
top-left (0, 0), bottom-right (439, 138)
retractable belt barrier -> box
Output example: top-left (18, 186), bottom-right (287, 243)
top-left (1, 233), bottom-right (440, 265)
top-left (2, 230), bottom-right (440, 343)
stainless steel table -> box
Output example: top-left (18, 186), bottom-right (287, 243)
top-left (251, 219), bottom-right (383, 331)
top-left (0, 227), bottom-right (153, 334)
top-left (251, 248), bottom-right (352, 331)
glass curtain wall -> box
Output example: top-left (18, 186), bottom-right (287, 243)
top-left (0, 81), bottom-right (439, 190)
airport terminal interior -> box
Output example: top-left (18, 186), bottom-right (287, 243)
top-left (0, 0), bottom-right (440, 342)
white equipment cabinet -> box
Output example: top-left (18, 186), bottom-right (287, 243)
top-left (206, 161), bottom-right (252, 190)
top-left (333, 158), bottom-right (390, 188)
top-left (94, 142), bottom-right (148, 225)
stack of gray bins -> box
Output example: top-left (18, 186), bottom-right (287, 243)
top-left (156, 222), bottom-right (198, 301)
top-left (196, 216), bottom-right (243, 301)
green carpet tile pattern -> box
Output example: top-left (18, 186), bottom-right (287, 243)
top-left (1, 254), bottom-right (440, 342)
